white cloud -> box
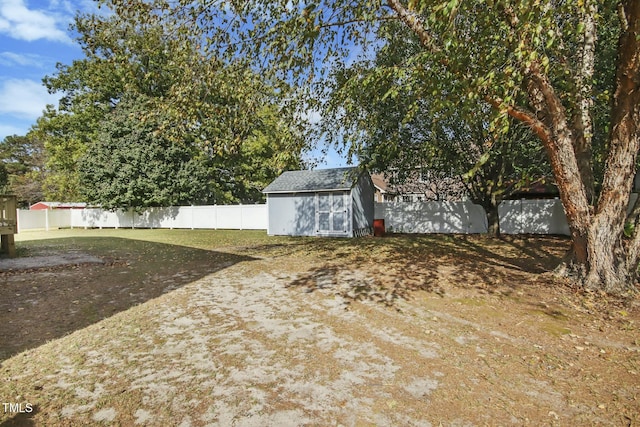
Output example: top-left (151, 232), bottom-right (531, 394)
top-left (0, 78), bottom-right (58, 119)
top-left (0, 0), bottom-right (71, 43)
top-left (0, 51), bottom-right (47, 67)
top-left (47, 0), bottom-right (75, 15)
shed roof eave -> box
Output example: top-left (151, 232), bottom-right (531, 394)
top-left (263, 187), bottom-right (352, 195)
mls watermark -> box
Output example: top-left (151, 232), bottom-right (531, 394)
top-left (3, 402), bottom-right (33, 414)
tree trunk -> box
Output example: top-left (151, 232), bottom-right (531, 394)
top-left (485, 202), bottom-right (500, 237)
top-left (556, 227), bottom-right (637, 294)
top-left (553, 0), bottom-right (640, 294)
top-left (389, 0), bottom-right (639, 293)
top-left (572, 0), bottom-right (597, 204)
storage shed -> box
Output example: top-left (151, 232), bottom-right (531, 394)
top-left (263, 167), bottom-right (375, 237)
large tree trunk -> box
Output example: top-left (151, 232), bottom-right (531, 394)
top-left (503, 0), bottom-right (640, 294)
top-left (388, 0), bottom-right (639, 293)
top-left (542, 0), bottom-right (640, 294)
top-left (572, 0), bottom-right (598, 205)
top-left (579, 0), bottom-right (640, 293)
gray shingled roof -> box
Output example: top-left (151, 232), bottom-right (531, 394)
top-left (263, 167), bottom-right (361, 193)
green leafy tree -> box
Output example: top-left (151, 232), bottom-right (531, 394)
top-left (79, 96), bottom-right (213, 211)
top-left (324, 26), bottom-right (552, 235)
top-left (34, 1), bottom-right (305, 204)
top-left (0, 163), bottom-right (8, 193)
top-left (0, 134), bottom-right (46, 207)
top-left (126, 0), bottom-right (637, 293)
top-left (210, 104), bottom-right (310, 203)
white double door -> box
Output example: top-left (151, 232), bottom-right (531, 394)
top-left (316, 192), bottom-right (349, 236)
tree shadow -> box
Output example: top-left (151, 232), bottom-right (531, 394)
top-left (450, 234), bottom-right (568, 274)
top-left (0, 237), bottom-right (255, 361)
top-left (0, 404), bottom-right (38, 426)
top-left (286, 262), bottom-right (444, 309)
top-left (283, 233), bottom-right (571, 308)
top-left (73, 206), bottom-right (186, 229)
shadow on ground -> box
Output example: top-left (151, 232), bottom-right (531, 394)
top-left (284, 233), bottom-right (571, 307)
top-left (0, 405), bottom-right (38, 427)
top-left (0, 237), bottom-right (255, 361)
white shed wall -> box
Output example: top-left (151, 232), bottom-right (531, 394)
top-left (266, 193), bottom-right (316, 236)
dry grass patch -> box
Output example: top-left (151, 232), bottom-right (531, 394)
top-left (0, 230), bottom-right (638, 425)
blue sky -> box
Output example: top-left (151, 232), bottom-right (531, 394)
top-left (0, 0), bottom-right (347, 168)
top-left (0, 0), bottom-right (97, 139)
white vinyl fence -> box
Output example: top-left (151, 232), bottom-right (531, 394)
top-left (17, 199), bottom-right (578, 235)
top-left (17, 205), bottom-right (267, 232)
top-left (499, 199), bottom-right (570, 235)
top-left (374, 199), bottom-right (571, 235)
top-left (374, 201), bottom-right (489, 234)
top-left (17, 209), bottom-right (71, 231)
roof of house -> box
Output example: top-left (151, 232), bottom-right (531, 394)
top-left (30, 201), bottom-right (88, 210)
top-left (371, 173), bottom-right (394, 193)
top-left (263, 167), bottom-right (362, 194)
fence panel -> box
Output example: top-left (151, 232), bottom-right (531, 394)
top-left (239, 205), bottom-right (268, 230)
top-left (15, 199), bottom-right (576, 235)
top-left (214, 206), bottom-right (243, 229)
top-left (499, 199), bottom-right (570, 235)
top-left (17, 209), bottom-right (72, 231)
top-left (189, 206), bottom-right (216, 229)
top-left (17, 210), bottom-right (47, 231)
top-left (18, 205), bottom-right (268, 231)
top-left (71, 208), bottom-right (134, 229)
top-left (135, 207), bottom-right (188, 229)
top-left (375, 201), bottom-right (488, 234)
top-left (48, 209), bottom-right (72, 229)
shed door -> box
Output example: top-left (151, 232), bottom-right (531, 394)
top-left (316, 192), bottom-right (348, 235)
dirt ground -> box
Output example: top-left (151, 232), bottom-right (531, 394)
top-left (0, 232), bottom-right (639, 426)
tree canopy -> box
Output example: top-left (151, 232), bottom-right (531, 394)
top-left (22, 0), bottom-right (639, 292)
top-left (0, 134), bottom-right (45, 207)
top-left (78, 95), bottom-right (213, 210)
top-left (113, 0), bottom-right (639, 293)
top-left (322, 20), bottom-right (553, 234)
top-left (33, 0), bottom-right (306, 205)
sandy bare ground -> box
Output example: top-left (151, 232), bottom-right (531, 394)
top-left (1, 234), bottom-right (639, 426)
top-left (0, 253), bottom-right (104, 271)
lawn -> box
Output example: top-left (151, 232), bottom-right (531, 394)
top-left (1, 229), bottom-right (639, 425)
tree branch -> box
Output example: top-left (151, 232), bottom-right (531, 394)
top-left (484, 96), bottom-right (552, 146)
top-left (571, 0), bottom-right (597, 204)
top-left (385, 0), bottom-right (437, 51)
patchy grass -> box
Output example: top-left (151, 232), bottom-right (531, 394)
top-left (1, 229), bottom-right (639, 426)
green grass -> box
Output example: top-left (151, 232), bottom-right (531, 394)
top-left (13, 229), bottom-right (571, 278)
top-left (14, 228), bottom-right (282, 252)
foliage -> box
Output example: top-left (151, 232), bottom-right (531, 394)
top-left (142, 0), bottom-right (637, 292)
top-left (34, 0), bottom-right (306, 205)
top-left (32, 106), bottom-right (95, 201)
top-left (0, 163), bottom-right (7, 192)
top-left (0, 134), bottom-right (46, 207)
top-left (78, 96), bottom-right (213, 211)
top-left (322, 22), bottom-right (553, 234)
